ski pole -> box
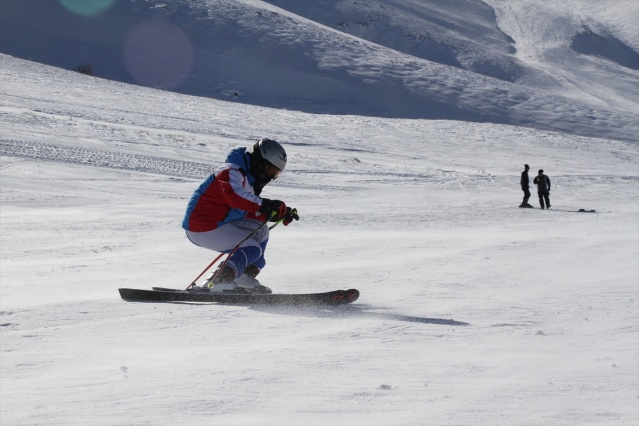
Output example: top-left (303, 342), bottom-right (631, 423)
top-left (186, 252), bottom-right (226, 290)
top-left (186, 212), bottom-right (282, 289)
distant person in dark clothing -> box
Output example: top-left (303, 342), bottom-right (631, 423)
top-left (533, 169), bottom-right (551, 209)
top-left (519, 164), bottom-right (533, 208)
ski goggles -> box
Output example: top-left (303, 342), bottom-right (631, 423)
top-left (262, 162), bottom-right (281, 181)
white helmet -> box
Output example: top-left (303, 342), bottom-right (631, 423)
top-left (252, 138), bottom-right (287, 171)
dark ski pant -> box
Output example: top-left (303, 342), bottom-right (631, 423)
top-left (538, 191), bottom-right (550, 209)
top-left (522, 187), bottom-right (531, 204)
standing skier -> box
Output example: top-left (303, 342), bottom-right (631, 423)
top-left (182, 138), bottom-right (299, 293)
top-left (519, 164), bottom-right (533, 208)
top-left (533, 169), bottom-right (551, 209)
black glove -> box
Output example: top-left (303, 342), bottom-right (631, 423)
top-left (283, 207), bottom-right (299, 226)
top-left (259, 198), bottom-right (287, 221)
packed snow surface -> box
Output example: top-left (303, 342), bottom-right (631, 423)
top-left (1, 1), bottom-right (638, 425)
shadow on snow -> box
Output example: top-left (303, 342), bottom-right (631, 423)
top-left (247, 303), bottom-right (470, 326)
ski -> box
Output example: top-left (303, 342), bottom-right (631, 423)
top-left (118, 287), bottom-right (359, 306)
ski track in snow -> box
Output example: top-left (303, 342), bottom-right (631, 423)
top-left (0, 138), bottom-right (511, 192)
top-left (0, 139), bottom-right (211, 179)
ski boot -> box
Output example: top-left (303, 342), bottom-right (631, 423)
top-left (200, 264), bottom-right (241, 293)
top-left (233, 265), bottom-right (272, 294)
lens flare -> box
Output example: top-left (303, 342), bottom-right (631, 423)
top-left (123, 20), bottom-right (194, 90)
top-left (59, 0), bottom-right (117, 17)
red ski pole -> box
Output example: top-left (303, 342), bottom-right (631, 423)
top-left (185, 252), bottom-right (226, 290)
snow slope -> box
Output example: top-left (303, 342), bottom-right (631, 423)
top-left (1, 49), bottom-right (638, 426)
top-left (0, 0), bottom-right (638, 142)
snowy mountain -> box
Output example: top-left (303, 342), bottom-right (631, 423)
top-left (1, 1), bottom-right (638, 425)
top-left (1, 0), bottom-right (638, 141)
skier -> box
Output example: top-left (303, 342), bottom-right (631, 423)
top-left (533, 169), bottom-right (551, 209)
top-left (519, 164), bottom-right (533, 208)
top-left (182, 138), bottom-right (299, 293)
